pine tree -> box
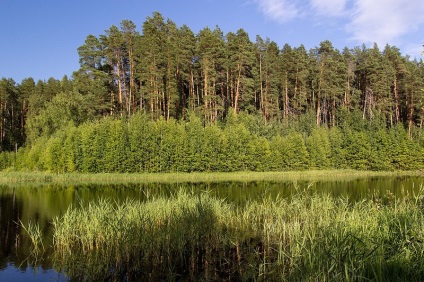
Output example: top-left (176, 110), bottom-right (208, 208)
top-left (176, 25), bottom-right (196, 119)
top-left (101, 25), bottom-right (128, 115)
top-left (197, 27), bottom-right (226, 123)
top-left (280, 43), bottom-right (293, 122)
top-left (342, 47), bottom-right (356, 111)
top-left (138, 12), bottom-right (167, 120)
top-left (383, 45), bottom-right (408, 125)
top-left (255, 36), bottom-right (281, 123)
top-left (162, 19), bottom-right (180, 121)
top-left (76, 34), bottom-right (112, 115)
top-left (226, 29), bottom-right (256, 115)
top-left (121, 20), bottom-right (140, 118)
top-left (312, 41), bottom-right (346, 126)
top-left (292, 45), bottom-right (311, 115)
top-left (0, 78), bottom-right (21, 151)
top-left (402, 60), bottom-right (423, 138)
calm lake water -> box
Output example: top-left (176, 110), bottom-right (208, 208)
top-left (0, 176), bottom-right (422, 281)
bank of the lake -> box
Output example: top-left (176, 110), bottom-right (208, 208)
top-left (0, 169), bottom-right (422, 186)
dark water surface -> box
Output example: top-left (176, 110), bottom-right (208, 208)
top-left (0, 176), bottom-right (422, 281)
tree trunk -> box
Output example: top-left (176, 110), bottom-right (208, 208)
top-left (189, 67), bottom-right (195, 112)
top-left (128, 46), bottom-right (135, 118)
top-left (284, 74), bottom-right (289, 122)
top-left (344, 74), bottom-right (350, 109)
top-left (408, 90), bottom-right (414, 138)
top-left (166, 63), bottom-right (171, 121)
top-left (317, 58), bottom-right (325, 126)
top-left (114, 53), bottom-right (124, 115)
top-left (234, 63), bottom-right (242, 116)
top-left (259, 55), bottom-right (264, 119)
top-left (294, 68), bottom-right (299, 110)
top-left (394, 77), bottom-right (400, 123)
top-left (204, 66), bottom-right (208, 121)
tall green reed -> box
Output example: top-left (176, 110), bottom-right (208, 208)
top-left (47, 186), bottom-right (424, 281)
top-left (19, 220), bottom-right (45, 255)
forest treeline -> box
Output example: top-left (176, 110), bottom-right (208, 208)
top-left (1, 112), bottom-right (423, 172)
top-left (0, 12), bottom-right (423, 171)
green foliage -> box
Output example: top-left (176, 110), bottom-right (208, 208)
top-left (61, 124), bottom-right (80, 172)
top-left (328, 126), bottom-right (346, 168)
top-left (154, 117), bottom-right (184, 172)
top-left (6, 110), bottom-right (424, 173)
top-left (201, 125), bottom-right (226, 171)
top-left (307, 127), bottom-right (331, 169)
top-left (79, 122), bottom-right (100, 173)
top-left (268, 132), bottom-right (309, 171)
top-left (104, 119), bottom-right (130, 172)
top-left (389, 125), bottom-right (423, 170)
top-left (0, 151), bottom-right (16, 170)
top-left (25, 91), bottom-right (87, 144)
top-left (128, 112), bottom-right (155, 172)
top-left (344, 130), bottom-right (372, 170)
top-left (223, 122), bottom-right (251, 171)
top-left (247, 136), bottom-right (271, 171)
top-left (22, 136), bottom-right (49, 171)
top-left (284, 132), bottom-right (310, 170)
top-left (369, 129), bottom-right (393, 170)
top-left (44, 130), bottom-right (66, 173)
top-left (184, 113), bottom-right (205, 172)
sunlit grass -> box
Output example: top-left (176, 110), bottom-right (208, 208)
top-left (0, 169), bottom-right (422, 186)
top-left (48, 185), bottom-right (424, 281)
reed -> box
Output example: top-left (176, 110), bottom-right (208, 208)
top-left (0, 169), bottom-right (422, 186)
top-left (20, 220), bottom-right (44, 253)
top-left (46, 185), bottom-right (424, 281)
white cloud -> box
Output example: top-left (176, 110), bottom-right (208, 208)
top-left (253, 0), bottom-right (301, 23)
top-left (310, 0), bottom-right (348, 17)
top-left (252, 0), bottom-right (424, 54)
top-left (347, 0), bottom-right (424, 47)
top-left (403, 43), bottom-right (424, 60)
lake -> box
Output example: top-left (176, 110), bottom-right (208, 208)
top-left (0, 175), bottom-right (422, 281)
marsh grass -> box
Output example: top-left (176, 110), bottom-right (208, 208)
top-left (19, 220), bottom-right (45, 254)
top-left (0, 170), bottom-right (422, 186)
top-left (46, 185), bottom-right (424, 281)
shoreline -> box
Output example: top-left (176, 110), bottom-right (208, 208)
top-left (0, 169), bottom-right (422, 186)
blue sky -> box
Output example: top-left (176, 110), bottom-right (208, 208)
top-left (1, 0), bottom-right (424, 83)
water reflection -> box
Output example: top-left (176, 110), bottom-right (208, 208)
top-left (0, 176), bottom-right (422, 280)
top-left (0, 192), bottom-right (21, 269)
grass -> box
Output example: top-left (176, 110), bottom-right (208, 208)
top-left (48, 185), bottom-right (424, 281)
top-left (19, 220), bottom-right (45, 254)
top-left (0, 169), bottom-right (422, 186)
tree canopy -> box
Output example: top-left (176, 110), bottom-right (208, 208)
top-left (0, 12), bottom-right (423, 172)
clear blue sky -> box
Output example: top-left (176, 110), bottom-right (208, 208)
top-left (1, 0), bottom-right (423, 83)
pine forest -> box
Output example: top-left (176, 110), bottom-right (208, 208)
top-left (1, 12), bottom-right (423, 173)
